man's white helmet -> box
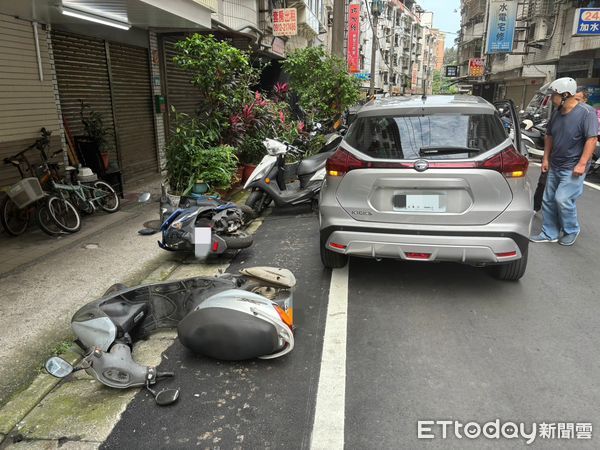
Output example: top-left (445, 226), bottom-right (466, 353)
top-left (545, 77), bottom-right (577, 96)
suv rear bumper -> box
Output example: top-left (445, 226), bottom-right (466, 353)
top-left (321, 226), bottom-right (529, 265)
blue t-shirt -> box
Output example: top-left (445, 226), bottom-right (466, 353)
top-left (546, 103), bottom-right (599, 170)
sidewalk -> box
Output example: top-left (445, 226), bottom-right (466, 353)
top-left (0, 178), bottom-right (255, 448)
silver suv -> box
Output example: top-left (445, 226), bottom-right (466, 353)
top-left (319, 95), bottom-right (533, 281)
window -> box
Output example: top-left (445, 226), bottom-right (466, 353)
top-left (345, 113), bottom-right (508, 160)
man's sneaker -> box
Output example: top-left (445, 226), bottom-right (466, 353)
top-left (530, 233), bottom-right (558, 243)
top-left (559, 232), bottom-right (580, 246)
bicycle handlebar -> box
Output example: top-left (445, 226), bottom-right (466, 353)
top-left (4, 129), bottom-right (54, 170)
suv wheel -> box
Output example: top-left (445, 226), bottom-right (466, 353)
top-left (487, 245), bottom-right (528, 281)
top-left (320, 234), bottom-right (348, 268)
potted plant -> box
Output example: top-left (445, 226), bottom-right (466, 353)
top-left (77, 101), bottom-right (112, 172)
top-left (165, 110), bottom-right (237, 197)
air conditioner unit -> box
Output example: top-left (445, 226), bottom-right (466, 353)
top-left (533, 18), bottom-right (548, 41)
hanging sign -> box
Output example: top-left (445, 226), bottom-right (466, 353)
top-left (468, 58), bottom-right (485, 77)
top-left (573, 9), bottom-right (600, 36)
top-left (485, 0), bottom-right (518, 54)
top-left (445, 65), bottom-right (458, 78)
top-left (273, 8), bottom-right (298, 36)
top-left (347, 3), bottom-right (360, 73)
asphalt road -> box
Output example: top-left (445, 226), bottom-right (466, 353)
top-left (104, 167), bottom-right (600, 449)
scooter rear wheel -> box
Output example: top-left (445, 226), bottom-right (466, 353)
top-left (222, 232), bottom-right (253, 249)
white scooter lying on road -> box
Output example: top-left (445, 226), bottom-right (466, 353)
top-left (46, 267), bottom-right (296, 406)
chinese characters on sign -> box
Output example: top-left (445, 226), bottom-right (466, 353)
top-left (572, 9), bottom-right (600, 36)
top-left (347, 3), bottom-right (360, 73)
top-left (485, 0), bottom-right (518, 54)
top-left (445, 65), bottom-right (458, 78)
top-left (273, 8), bottom-right (298, 36)
top-left (468, 58), bottom-right (485, 77)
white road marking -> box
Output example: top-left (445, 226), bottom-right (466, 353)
top-left (310, 264), bottom-right (349, 450)
top-left (530, 161), bottom-right (600, 191)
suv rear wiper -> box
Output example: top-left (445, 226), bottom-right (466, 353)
top-left (419, 146), bottom-right (480, 156)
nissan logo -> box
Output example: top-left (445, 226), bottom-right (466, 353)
top-left (414, 160), bottom-right (429, 172)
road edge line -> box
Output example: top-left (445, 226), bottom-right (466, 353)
top-left (310, 264), bottom-right (349, 450)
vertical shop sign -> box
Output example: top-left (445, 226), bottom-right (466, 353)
top-left (347, 3), bottom-right (360, 72)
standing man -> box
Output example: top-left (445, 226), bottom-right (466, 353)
top-left (530, 78), bottom-right (599, 246)
top-left (533, 86), bottom-right (596, 211)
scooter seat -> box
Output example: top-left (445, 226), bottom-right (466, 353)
top-left (297, 152), bottom-right (330, 176)
top-left (522, 128), bottom-right (542, 138)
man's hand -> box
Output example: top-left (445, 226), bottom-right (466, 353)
top-left (541, 159), bottom-right (549, 173)
top-left (573, 161), bottom-right (587, 177)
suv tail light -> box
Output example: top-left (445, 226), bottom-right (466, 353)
top-left (326, 145), bottom-right (528, 178)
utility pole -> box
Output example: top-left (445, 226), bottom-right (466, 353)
top-left (369, 0), bottom-right (383, 97)
top-left (331, 0), bottom-right (346, 57)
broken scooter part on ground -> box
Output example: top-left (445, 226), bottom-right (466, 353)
top-left (45, 267), bottom-right (296, 406)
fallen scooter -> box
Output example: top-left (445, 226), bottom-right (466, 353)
top-left (244, 132), bottom-right (343, 214)
top-left (158, 187), bottom-right (255, 257)
top-left (46, 267), bottom-right (296, 406)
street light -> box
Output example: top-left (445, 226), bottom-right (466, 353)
top-left (369, 0), bottom-right (384, 97)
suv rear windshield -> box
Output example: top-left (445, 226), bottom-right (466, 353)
top-left (344, 113), bottom-right (508, 160)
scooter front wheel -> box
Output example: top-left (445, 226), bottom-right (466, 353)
top-left (245, 190), bottom-right (270, 215)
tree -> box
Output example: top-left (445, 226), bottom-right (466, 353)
top-left (432, 69), bottom-right (458, 95)
top-left (282, 47), bottom-right (360, 126)
top-left (444, 47), bottom-right (457, 65)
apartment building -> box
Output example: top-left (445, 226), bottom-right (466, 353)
top-left (457, 0), bottom-right (600, 110)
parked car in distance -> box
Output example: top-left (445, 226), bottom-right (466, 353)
top-left (319, 95), bottom-right (533, 281)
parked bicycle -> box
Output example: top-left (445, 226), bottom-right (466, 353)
top-left (1, 129), bottom-right (80, 236)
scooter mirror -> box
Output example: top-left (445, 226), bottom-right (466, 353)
top-left (154, 388), bottom-right (180, 406)
top-left (45, 357), bottom-right (73, 378)
top-left (138, 192), bottom-right (151, 203)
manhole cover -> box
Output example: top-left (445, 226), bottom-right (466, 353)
top-left (84, 243), bottom-right (100, 249)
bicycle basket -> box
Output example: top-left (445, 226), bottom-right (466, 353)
top-left (7, 177), bottom-right (44, 208)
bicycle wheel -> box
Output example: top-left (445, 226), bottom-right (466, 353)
top-left (47, 196), bottom-right (81, 233)
top-left (93, 181), bottom-right (120, 213)
top-left (0, 196), bottom-right (30, 236)
top-left (36, 203), bottom-right (62, 236)
top-left (70, 192), bottom-right (94, 215)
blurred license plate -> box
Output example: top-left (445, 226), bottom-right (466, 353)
top-left (393, 194), bottom-right (446, 212)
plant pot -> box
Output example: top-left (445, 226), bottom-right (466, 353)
top-left (242, 164), bottom-right (257, 183)
top-left (192, 182), bottom-right (209, 194)
top-left (166, 191), bottom-right (181, 208)
top-left (235, 166), bottom-right (244, 185)
top-left (100, 152), bottom-right (109, 170)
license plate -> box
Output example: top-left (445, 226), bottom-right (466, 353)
top-left (193, 227), bottom-right (212, 258)
top-left (393, 194), bottom-right (446, 212)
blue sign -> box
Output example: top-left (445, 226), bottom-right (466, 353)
top-left (354, 73), bottom-right (370, 81)
top-left (573, 9), bottom-right (600, 36)
top-left (485, 0), bottom-right (518, 54)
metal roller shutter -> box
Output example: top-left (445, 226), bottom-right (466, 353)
top-left (162, 35), bottom-right (202, 121)
top-left (51, 31), bottom-right (117, 161)
top-left (109, 42), bottom-right (158, 182)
